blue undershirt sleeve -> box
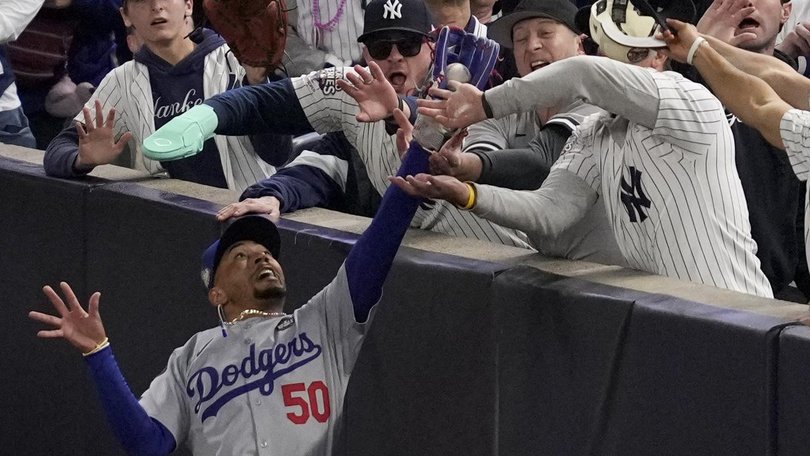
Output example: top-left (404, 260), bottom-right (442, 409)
top-left (44, 125), bottom-right (94, 177)
top-left (240, 166), bottom-right (343, 212)
top-left (84, 346), bottom-right (176, 456)
top-left (344, 142), bottom-right (429, 322)
top-left (205, 79), bottom-right (316, 137)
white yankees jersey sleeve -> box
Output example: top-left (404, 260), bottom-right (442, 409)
top-left (780, 108), bottom-right (810, 272)
top-left (291, 67), bottom-right (532, 248)
top-left (140, 265), bottom-right (369, 456)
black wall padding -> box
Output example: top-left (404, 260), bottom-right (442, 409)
top-left (593, 294), bottom-right (785, 456)
top-left (776, 325), bottom-right (810, 456)
top-left (492, 266), bottom-right (636, 456)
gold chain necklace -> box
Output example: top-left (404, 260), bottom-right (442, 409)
top-left (225, 308), bottom-right (286, 325)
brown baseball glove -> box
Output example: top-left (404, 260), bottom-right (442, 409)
top-left (203, 0), bottom-right (288, 69)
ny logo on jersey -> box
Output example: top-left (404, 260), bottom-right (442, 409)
top-left (620, 166), bottom-right (651, 223)
top-left (383, 0), bottom-right (402, 19)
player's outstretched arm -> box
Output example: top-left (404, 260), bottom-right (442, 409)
top-left (661, 19), bottom-right (792, 148)
top-left (142, 79), bottom-right (314, 162)
top-left (29, 283), bottom-right (176, 456)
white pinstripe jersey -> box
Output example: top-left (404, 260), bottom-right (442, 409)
top-left (76, 43), bottom-right (275, 192)
top-left (779, 109), bottom-right (810, 275)
top-left (291, 0), bottom-right (365, 66)
top-left (551, 70), bottom-right (771, 297)
top-left (292, 67), bottom-right (531, 248)
top-left (141, 266), bottom-right (367, 456)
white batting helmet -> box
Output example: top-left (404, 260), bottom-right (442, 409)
top-left (575, 0), bottom-right (696, 64)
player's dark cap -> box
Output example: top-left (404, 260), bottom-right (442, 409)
top-left (201, 215), bottom-right (281, 289)
top-left (488, 0), bottom-right (579, 48)
top-left (358, 0), bottom-right (434, 42)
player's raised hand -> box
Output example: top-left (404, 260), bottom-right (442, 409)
top-left (416, 83), bottom-right (486, 130)
top-left (337, 62), bottom-right (401, 123)
top-left (430, 128), bottom-right (475, 175)
top-left (29, 282), bottom-right (107, 354)
top-left (388, 173), bottom-right (470, 207)
top-left (74, 100), bottom-right (133, 169)
top-left (696, 0), bottom-right (755, 47)
top-left (217, 196), bottom-right (282, 222)
top-left (660, 19), bottom-right (703, 63)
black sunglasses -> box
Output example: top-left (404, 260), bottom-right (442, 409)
top-left (366, 35), bottom-right (426, 60)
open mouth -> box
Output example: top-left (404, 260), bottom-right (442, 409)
top-left (151, 18), bottom-right (168, 26)
top-left (388, 71), bottom-right (407, 87)
top-left (530, 60), bottom-right (549, 72)
top-left (738, 18), bottom-right (760, 30)
top-left (257, 268), bottom-right (277, 280)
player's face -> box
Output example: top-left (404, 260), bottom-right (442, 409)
top-left (362, 32), bottom-right (434, 96)
top-left (511, 18), bottom-right (583, 77)
top-left (120, 0), bottom-right (193, 46)
top-left (215, 241), bottom-right (287, 303)
top-left (733, 0), bottom-right (791, 53)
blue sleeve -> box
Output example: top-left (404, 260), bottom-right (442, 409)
top-left (84, 346), bottom-right (176, 456)
top-left (249, 133), bottom-right (293, 167)
top-left (241, 166), bottom-right (343, 212)
top-left (43, 125), bottom-right (94, 177)
top-left (206, 79), bottom-right (316, 137)
top-left (344, 142), bottom-right (429, 322)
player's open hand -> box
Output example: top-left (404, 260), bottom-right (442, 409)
top-left (696, 0), bottom-right (755, 47)
top-left (74, 99), bottom-right (133, 169)
top-left (29, 282), bottom-right (107, 354)
top-left (217, 196), bottom-right (282, 222)
top-left (388, 173), bottom-right (469, 207)
top-left (659, 19), bottom-right (702, 63)
top-left (416, 83), bottom-right (486, 130)
top-left (337, 62), bottom-right (400, 123)
top-left (429, 128), bottom-right (474, 178)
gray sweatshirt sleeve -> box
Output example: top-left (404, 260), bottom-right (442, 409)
top-left (43, 125), bottom-right (94, 177)
top-left (485, 55), bottom-right (661, 129)
top-left (472, 168), bottom-right (598, 242)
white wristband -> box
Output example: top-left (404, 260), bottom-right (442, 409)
top-left (687, 36), bottom-right (707, 65)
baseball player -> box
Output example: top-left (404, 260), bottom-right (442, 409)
top-left (27, 111), bottom-right (436, 456)
top-left (393, 0), bottom-right (774, 297)
top-left (660, 18), bottom-right (810, 289)
top-left (143, 0), bottom-right (532, 249)
top-left (42, 0), bottom-right (290, 192)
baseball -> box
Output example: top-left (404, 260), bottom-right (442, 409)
top-left (445, 63), bottom-right (471, 84)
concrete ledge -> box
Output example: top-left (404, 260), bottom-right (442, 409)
top-left (2, 145), bottom-right (805, 321)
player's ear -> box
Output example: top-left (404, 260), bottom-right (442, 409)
top-left (208, 287), bottom-right (227, 307)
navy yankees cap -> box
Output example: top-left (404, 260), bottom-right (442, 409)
top-left (201, 215), bottom-right (281, 289)
top-left (358, 0), bottom-right (433, 42)
top-left (488, 0), bottom-right (579, 48)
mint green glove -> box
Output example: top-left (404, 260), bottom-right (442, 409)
top-left (142, 104), bottom-right (219, 161)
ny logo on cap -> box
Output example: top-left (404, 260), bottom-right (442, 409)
top-left (383, 0), bottom-right (402, 19)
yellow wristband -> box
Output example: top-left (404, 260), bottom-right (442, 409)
top-left (461, 182), bottom-right (477, 210)
top-left (82, 337), bottom-right (110, 357)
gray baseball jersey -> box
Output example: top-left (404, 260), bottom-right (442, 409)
top-left (140, 266), bottom-right (366, 455)
top-left (478, 56), bottom-right (772, 297)
top-left (292, 66), bottom-right (532, 248)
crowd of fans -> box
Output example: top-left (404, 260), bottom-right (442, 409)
top-left (4, 0), bottom-right (810, 303)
